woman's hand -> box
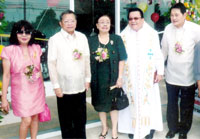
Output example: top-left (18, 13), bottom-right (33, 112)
top-left (54, 88), bottom-right (63, 98)
top-left (116, 77), bottom-right (123, 88)
top-left (1, 99), bottom-right (10, 112)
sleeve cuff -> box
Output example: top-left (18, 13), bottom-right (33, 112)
top-left (85, 78), bottom-right (91, 83)
top-left (53, 83), bottom-right (60, 89)
top-left (157, 70), bottom-right (164, 76)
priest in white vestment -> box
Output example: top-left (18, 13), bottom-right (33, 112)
top-left (118, 8), bottom-right (164, 139)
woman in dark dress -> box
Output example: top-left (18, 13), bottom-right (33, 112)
top-left (88, 14), bottom-right (127, 139)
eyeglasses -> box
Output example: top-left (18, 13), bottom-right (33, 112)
top-left (128, 17), bottom-right (141, 21)
top-left (98, 22), bottom-right (111, 25)
top-left (63, 20), bottom-right (76, 24)
top-left (16, 30), bottom-right (32, 35)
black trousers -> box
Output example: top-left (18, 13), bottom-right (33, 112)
top-left (166, 82), bottom-right (195, 134)
top-left (57, 91), bottom-right (86, 139)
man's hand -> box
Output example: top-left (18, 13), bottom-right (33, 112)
top-left (85, 82), bottom-right (90, 92)
top-left (198, 89), bottom-right (200, 98)
top-left (54, 88), bottom-right (63, 98)
top-left (154, 71), bottom-right (163, 83)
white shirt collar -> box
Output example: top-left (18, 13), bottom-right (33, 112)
top-left (172, 20), bottom-right (188, 30)
top-left (61, 29), bottom-right (77, 39)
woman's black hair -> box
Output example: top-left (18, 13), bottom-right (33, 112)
top-left (94, 13), bottom-right (114, 34)
top-left (9, 20), bottom-right (35, 46)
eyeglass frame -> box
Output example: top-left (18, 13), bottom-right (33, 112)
top-left (16, 30), bottom-right (32, 35)
top-left (128, 17), bottom-right (142, 21)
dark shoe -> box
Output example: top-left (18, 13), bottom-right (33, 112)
top-left (179, 133), bottom-right (187, 139)
top-left (145, 134), bottom-right (152, 139)
top-left (166, 130), bottom-right (178, 138)
top-left (128, 134), bottom-right (134, 139)
top-left (145, 130), bottom-right (155, 139)
top-left (112, 137), bottom-right (118, 139)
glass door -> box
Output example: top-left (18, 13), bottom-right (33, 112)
top-left (75, 0), bottom-right (115, 36)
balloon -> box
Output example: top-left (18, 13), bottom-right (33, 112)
top-left (0, 45), bottom-right (4, 60)
top-left (47, 0), bottom-right (59, 7)
top-left (138, 2), bottom-right (148, 13)
top-left (195, 0), bottom-right (200, 8)
top-left (0, 12), bottom-right (4, 20)
top-left (151, 13), bottom-right (160, 23)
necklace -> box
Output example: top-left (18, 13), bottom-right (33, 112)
top-left (98, 34), bottom-right (109, 45)
top-left (95, 35), bottom-right (110, 62)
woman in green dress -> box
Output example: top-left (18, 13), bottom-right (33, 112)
top-left (88, 14), bottom-right (127, 139)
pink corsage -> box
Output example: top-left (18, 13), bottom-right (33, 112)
top-left (73, 49), bottom-right (82, 60)
top-left (175, 42), bottom-right (184, 54)
top-left (24, 65), bottom-right (40, 82)
top-left (95, 48), bottom-right (109, 62)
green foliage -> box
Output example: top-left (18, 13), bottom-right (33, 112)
top-left (0, 0), bottom-right (8, 33)
top-left (0, 0), bottom-right (6, 123)
top-left (0, 115), bottom-right (3, 123)
top-left (162, 0), bottom-right (200, 25)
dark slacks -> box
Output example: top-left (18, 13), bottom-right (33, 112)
top-left (166, 82), bottom-right (195, 134)
top-left (57, 91), bottom-right (86, 139)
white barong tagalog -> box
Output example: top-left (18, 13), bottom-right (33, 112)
top-left (118, 22), bottom-right (164, 139)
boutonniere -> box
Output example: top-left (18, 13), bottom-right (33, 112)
top-left (33, 51), bottom-right (37, 59)
top-left (95, 47), bottom-right (109, 62)
top-left (73, 49), bottom-right (82, 60)
top-left (175, 42), bottom-right (184, 54)
top-left (110, 40), bottom-right (114, 45)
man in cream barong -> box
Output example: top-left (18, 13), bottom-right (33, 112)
top-left (118, 8), bottom-right (164, 139)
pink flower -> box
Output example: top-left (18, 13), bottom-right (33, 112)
top-left (73, 49), bottom-right (82, 60)
top-left (175, 42), bottom-right (184, 54)
top-left (73, 52), bottom-right (80, 59)
top-left (95, 47), bottom-right (109, 62)
top-left (101, 52), bottom-right (107, 59)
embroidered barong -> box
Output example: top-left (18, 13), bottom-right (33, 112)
top-left (118, 22), bottom-right (164, 139)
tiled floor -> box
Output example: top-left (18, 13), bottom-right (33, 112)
top-left (35, 80), bottom-right (200, 139)
top-left (34, 114), bottom-right (200, 139)
top-left (1, 80), bottom-right (200, 139)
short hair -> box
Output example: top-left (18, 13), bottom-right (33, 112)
top-left (127, 8), bottom-right (144, 20)
top-left (9, 20), bottom-right (35, 45)
top-left (170, 2), bottom-right (186, 14)
top-left (95, 13), bottom-right (111, 25)
top-left (59, 10), bottom-right (77, 21)
top-left (94, 13), bottom-right (114, 34)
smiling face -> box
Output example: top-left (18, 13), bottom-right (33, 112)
top-left (96, 15), bottom-right (111, 34)
top-left (17, 27), bottom-right (31, 46)
top-left (170, 8), bottom-right (186, 28)
top-left (59, 13), bottom-right (77, 35)
top-left (128, 11), bottom-right (144, 31)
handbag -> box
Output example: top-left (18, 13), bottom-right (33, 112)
top-left (115, 88), bottom-right (129, 110)
top-left (39, 103), bottom-right (51, 122)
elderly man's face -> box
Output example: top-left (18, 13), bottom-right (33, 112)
top-left (59, 13), bottom-right (77, 34)
top-left (128, 11), bottom-right (144, 31)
